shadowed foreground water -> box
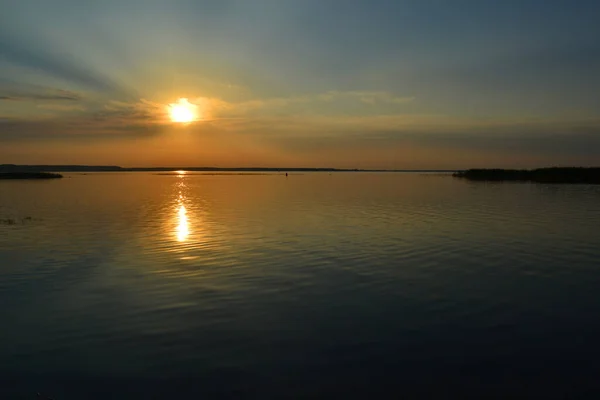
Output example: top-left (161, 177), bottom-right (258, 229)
top-left (1, 172), bottom-right (600, 398)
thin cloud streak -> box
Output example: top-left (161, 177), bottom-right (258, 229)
top-left (0, 89), bottom-right (81, 102)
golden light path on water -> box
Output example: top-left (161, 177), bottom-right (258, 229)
top-left (176, 171), bottom-right (189, 242)
top-left (177, 204), bottom-right (189, 242)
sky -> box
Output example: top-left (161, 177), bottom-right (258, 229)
top-left (1, 0), bottom-right (599, 169)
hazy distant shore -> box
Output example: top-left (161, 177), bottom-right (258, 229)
top-left (0, 172), bottom-right (63, 180)
top-left (3, 166), bottom-right (599, 183)
top-left (0, 164), bottom-right (457, 173)
top-left (453, 168), bottom-right (600, 184)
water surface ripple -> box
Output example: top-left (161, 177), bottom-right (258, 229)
top-left (1, 173), bottom-right (600, 398)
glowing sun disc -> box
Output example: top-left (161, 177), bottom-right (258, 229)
top-left (169, 98), bottom-right (197, 123)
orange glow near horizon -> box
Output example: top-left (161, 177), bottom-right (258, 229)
top-left (169, 98), bottom-right (198, 123)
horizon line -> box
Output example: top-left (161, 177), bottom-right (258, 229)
top-left (0, 164), bottom-right (462, 172)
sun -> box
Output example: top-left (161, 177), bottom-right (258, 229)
top-left (168, 98), bottom-right (197, 123)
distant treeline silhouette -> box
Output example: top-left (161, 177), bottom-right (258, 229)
top-left (0, 172), bottom-right (63, 180)
top-left (0, 164), bottom-right (121, 172)
top-left (0, 164), bottom-right (458, 173)
top-left (453, 167), bottom-right (600, 184)
top-left (0, 164), bottom-right (343, 173)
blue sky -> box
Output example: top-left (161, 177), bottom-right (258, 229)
top-left (1, 0), bottom-right (599, 168)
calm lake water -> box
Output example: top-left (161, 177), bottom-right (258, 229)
top-left (1, 172), bottom-right (600, 398)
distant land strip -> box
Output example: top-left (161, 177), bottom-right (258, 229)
top-left (453, 167), bottom-right (600, 184)
top-left (0, 164), bottom-right (458, 173)
top-left (0, 172), bottom-right (62, 180)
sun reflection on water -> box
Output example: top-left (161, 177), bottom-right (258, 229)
top-left (175, 173), bottom-right (190, 242)
top-left (177, 204), bottom-right (189, 242)
top-left (171, 173), bottom-right (207, 250)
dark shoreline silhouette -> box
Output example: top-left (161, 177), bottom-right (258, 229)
top-left (453, 168), bottom-right (600, 184)
top-left (2, 165), bottom-right (599, 183)
top-left (0, 172), bottom-right (63, 180)
top-left (0, 164), bottom-right (457, 173)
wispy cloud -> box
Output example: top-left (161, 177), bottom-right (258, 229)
top-left (37, 104), bottom-right (86, 112)
top-left (317, 91), bottom-right (414, 105)
top-left (1, 89), bottom-right (599, 168)
top-left (0, 88), bottom-right (81, 102)
top-left (228, 90), bottom-right (414, 115)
